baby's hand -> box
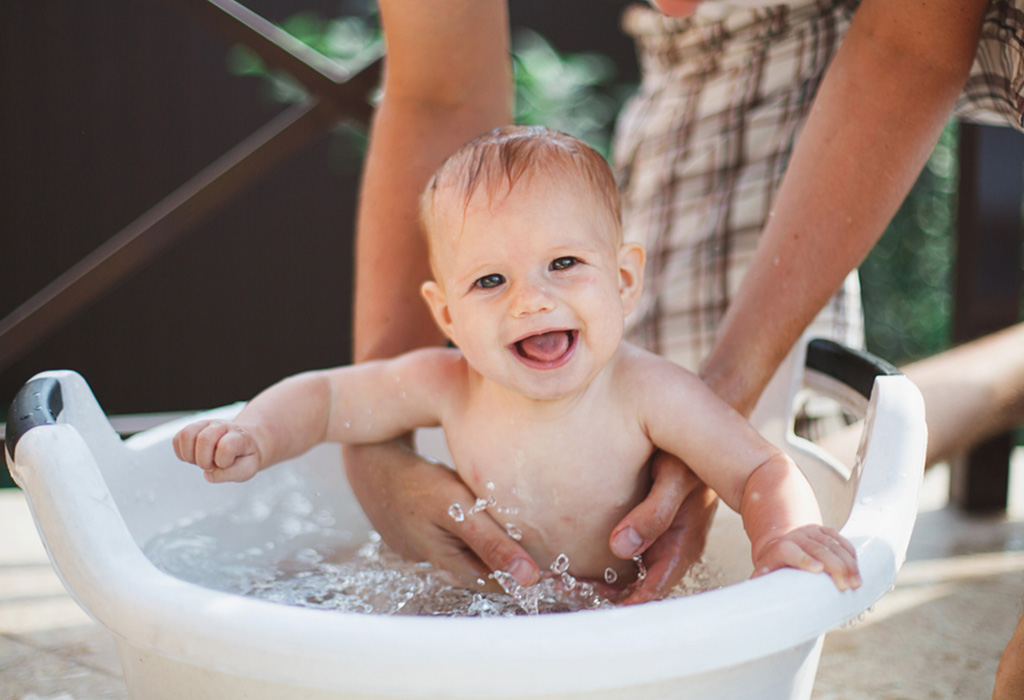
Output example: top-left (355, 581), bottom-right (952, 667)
top-left (752, 525), bottom-right (861, 591)
top-left (173, 419), bottom-right (263, 483)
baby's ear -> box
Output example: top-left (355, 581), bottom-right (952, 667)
top-left (617, 241), bottom-right (645, 315)
top-left (420, 281), bottom-right (456, 341)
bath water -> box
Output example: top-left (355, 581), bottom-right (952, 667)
top-left (144, 488), bottom-right (721, 616)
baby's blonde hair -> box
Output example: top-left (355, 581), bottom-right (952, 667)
top-left (420, 126), bottom-right (622, 275)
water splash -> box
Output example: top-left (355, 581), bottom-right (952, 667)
top-left (468, 497), bottom-right (489, 516)
top-left (145, 489), bottom-right (721, 617)
top-left (551, 553), bottom-right (570, 574)
top-left (633, 553), bottom-right (647, 582)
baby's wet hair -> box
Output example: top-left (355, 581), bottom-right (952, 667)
top-left (419, 126), bottom-right (622, 268)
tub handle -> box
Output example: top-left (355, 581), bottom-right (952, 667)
top-left (5, 376), bottom-right (64, 456)
top-left (805, 338), bottom-right (900, 399)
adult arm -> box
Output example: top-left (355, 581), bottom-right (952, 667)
top-left (344, 0), bottom-right (546, 587)
top-left (701, 0), bottom-right (989, 416)
top-left (353, 0), bottom-right (513, 360)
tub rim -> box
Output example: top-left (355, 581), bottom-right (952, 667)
top-left (7, 343), bottom-right (925, 696)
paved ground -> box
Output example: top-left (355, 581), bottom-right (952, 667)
top-left (2, 459), bottom-right (1021, 700)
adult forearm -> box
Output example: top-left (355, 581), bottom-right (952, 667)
top-left (702, 0), bottom-right (987, 414)
top-left (352, 0), bottom-right (512, 363)
top-left (354, 102), bottom-right (466, 361)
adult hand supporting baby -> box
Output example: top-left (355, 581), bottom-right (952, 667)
top-left (610, 451), bottom-right (718, 604)
top-left (343, 438), bottom-right (716, 599)
top-left (342, 438), bottom-right (542, 588)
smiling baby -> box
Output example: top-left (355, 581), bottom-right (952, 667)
top-left (174, 126), bottom-right (860, 595)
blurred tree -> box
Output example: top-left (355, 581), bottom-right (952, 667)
top-left (860, 121), bottom-right (959, 365)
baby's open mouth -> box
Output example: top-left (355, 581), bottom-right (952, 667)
top-left (512, 330), bottom-right (577, 367)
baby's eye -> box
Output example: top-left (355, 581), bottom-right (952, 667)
top-left (474, 274), bottom-right (506, 289)
top-left (550, 256), bottom-right (579, 271)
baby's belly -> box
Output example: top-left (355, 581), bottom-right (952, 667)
top-left (459, 460), bottom-right (652, 585)
top-left (513, 500), bottom-right (643, 584)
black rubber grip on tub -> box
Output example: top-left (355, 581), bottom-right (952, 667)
top-left (805, 339), bottom-right (900, 399)
top-left (5, 377), bottom-right (64, 455)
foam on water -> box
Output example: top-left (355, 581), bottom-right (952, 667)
top-left (144, 489), bottom-right (722, 617)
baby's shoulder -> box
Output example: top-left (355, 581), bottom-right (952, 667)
top-left (389, 346), bottom-right (470, 394)
top-left (611, 342), bottom-right (703, 390)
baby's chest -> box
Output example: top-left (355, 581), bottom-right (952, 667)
top-left (445, 414), bottom-right (653, 511)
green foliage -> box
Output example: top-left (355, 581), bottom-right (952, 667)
top-left (511, 28), bottom-right (630, 159)
top-left (859, 121), bottom-right (959, 365)
top-left (227, 9), bottom-right (630, 165)
top-left (227, 2), bottom-right (383, 105)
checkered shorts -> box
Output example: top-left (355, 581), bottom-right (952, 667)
top-left (615, 0), bottom-right (1024, 373)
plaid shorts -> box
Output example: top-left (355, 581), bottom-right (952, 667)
top-left (615, 0), bottom-right (1024, 374)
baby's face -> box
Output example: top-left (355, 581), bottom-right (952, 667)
top-left (422, 176), bottom-right (643, 401)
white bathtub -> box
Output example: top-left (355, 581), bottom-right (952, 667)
top-left (5, 338), bottom-right (925, 699)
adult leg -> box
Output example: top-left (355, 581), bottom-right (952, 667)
top-left (993, 601), bottom-right (1024, 700)
top-left (904, 323), bottom-right (1024, 467)
top-left (818, 323), bottom-right (1024, 468)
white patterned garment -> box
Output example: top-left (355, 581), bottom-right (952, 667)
top-left (616, 0), bottom-right (1024, 374)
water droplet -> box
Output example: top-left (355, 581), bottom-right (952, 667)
top-left (633, 554), bottom-right (647, 582)
top-left (560, 572), bottom-right (577, 590)
top-left (448, 504), bottom-right (465, 522)
top-left (343, 421), bottom-right (351, 429)
top-left (468, 497), bottom-right (488, 515)
top-left (551, 553), bottom-right (570, 574)
top-left (505, 523), bottom-right (522, 541)
top-left (604, 567), bottom-right (618, 584)
top-left (486, 481), bottom-right (495, 491)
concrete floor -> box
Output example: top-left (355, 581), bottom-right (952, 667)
top-left (2, 459), bottom-right (1022, 700)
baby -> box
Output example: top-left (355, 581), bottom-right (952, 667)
top-left (175, 125), bottom-right (860, 593)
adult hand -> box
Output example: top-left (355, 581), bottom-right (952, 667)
top-left (609, 451), bottom-right (718, 604)
top-left (342, 439), bottom-right (541, 589)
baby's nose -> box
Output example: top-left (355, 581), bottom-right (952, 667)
top-left (510, 279), bottom-right (555, 317)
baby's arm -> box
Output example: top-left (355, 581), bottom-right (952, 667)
top-left (173, 348), bottom-right (458, 483)
top-left (739, 453), bottom-right (860, 590)
top-left (634, 353), bottom-right (859, 590)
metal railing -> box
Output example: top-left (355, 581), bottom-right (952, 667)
top-left (0, 0), bottom-right (379, 374)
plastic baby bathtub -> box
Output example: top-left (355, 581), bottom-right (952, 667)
top-left (5, 338), bottom-right (925, 700)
